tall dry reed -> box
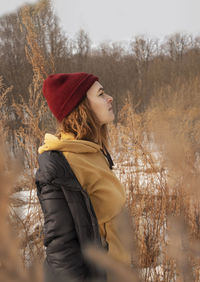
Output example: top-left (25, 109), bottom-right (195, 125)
top-left (0, 79), bottom-right (43, 281)
top-left (107, 80), bottom-right (200, 281)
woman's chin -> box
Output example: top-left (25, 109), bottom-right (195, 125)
top-left (108, 116), bottom-right (115, 124)
top-left (110, 112), bottom-right (115, 121)
top-left (100, 113), bottom-right (115, 125)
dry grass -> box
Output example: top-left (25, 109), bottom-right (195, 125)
top-left (1, 74), bottom-right (200, 282)
top-left (107, 81), bottom-right (200, 281)
top-left (0, 139), bottom-right (44, 282)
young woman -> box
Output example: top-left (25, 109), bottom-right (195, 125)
top-left (35, 72), bottom-right (132, 282)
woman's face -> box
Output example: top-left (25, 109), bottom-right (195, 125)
top-left (86, 81), bottom-right (114, 125)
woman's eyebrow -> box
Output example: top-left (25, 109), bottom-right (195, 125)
top-left (98, 87), bottom-right (104, 92)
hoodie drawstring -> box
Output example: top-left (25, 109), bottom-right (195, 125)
top-left (100, 145), bottom-right (114, 169)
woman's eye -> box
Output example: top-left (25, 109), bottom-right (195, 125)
top-left (99, 92), bottom-right (104, 96)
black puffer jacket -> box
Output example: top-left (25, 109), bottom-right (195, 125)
top-left (35, 150), bottom-right (107, 282)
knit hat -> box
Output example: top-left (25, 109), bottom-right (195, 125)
top-left (43, 72), bottom-right (99, 122)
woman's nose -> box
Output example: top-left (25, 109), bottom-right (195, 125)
top-left (106, 94), bottom-right (113, 103)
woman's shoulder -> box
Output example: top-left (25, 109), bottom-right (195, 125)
top-left (36, 150), bottom-right (71, 184)
top-left (38, 150), bottom-right (63, 169)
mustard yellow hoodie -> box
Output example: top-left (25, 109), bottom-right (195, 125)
top-left (38, 132), bottom-right (132, 267)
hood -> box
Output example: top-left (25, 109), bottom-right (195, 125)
top-left (38, 132), bottom-right (101, 154)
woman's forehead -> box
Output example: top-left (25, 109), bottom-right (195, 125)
top-left (94, 81), bottom-right (103, 90)
top-left (87, 81), bottom-right (103, 96)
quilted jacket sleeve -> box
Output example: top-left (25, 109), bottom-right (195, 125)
top-left (35, 151), bottom-right (89, 282)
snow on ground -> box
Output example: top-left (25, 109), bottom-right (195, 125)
top-left (141, 264), bottom-right (175, 281)
top-left (12, 190), bottom-right (37, 203)
top-left (10, 189), bottom-right (38, 231)
top-left (12, 145), bottom-right (166, 222)
top-left (112, 149), bottom-right (167, 195)
top-left (10, 147), bottom-right (171, 277)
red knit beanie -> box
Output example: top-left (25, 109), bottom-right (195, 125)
top-left (43, 72), bottom-right (99, 122)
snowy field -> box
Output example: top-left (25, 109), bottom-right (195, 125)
top-left (10, 148), bottom-right (173, 280)
top-left (11, 148), bottom-right (164, 220)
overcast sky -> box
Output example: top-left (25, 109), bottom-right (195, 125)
top-left (1, 0), bottom-right (200, 44)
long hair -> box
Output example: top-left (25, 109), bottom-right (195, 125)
top-left (56, 97), bottom-right (109, 148)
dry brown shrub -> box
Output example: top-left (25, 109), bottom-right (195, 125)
top-left (0, 76), bottom-right (43, 281)
top-left (0, 139), bottom-right (44, 282)
top-left (107, 78), bottom-right (200, 281)
top-left (2, 0), bottom-right (56, 273)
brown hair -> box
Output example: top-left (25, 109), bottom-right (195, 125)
top-left (56, 97), bottom-right (109, 148)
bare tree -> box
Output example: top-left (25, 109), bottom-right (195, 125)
top-left (162, 33), bottom-right (193, 61)
top-left (73, 29), bottom-right (91, 70)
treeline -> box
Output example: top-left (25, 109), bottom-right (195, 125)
top-left (1, 0), bottom-right (200, 155)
